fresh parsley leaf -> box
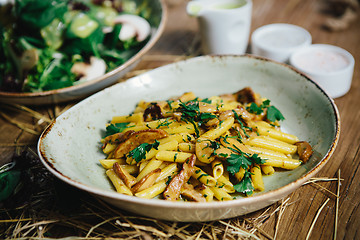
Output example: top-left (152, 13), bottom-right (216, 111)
top-left (226, 153), bottom-right (252, 174)
top-left (246, 99), bottom-right (285, 122)
top-left (105, 122), bottom-right (130, 137)
top-left (247, 102), bottom-right (263, 114)
top-left (250, 153), bottom-right (266, 165)
top-left (234, 171), bottom-right (254, 196)
top-left (199, 112), bottom-right (217, 121)
top-left (200, 98), bottom-right (212, 104)
top-left (266, 105), bottom-right (285, 122)
top-left (127, 140), bottom-right (160, 163)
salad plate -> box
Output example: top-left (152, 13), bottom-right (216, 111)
top-left (38, 55), bottom-right (340, 222)
top-left (0, 0), bottom-right (166, 105)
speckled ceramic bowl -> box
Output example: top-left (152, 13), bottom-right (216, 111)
top-left (0, 0), bottom-right (166, 105)
top-left (38, 55), bottom-right (340, 222)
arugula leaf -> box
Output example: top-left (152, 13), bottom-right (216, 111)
top-left (105, 122), bottom-right (130, 137)
top-left (266, 106), bottom-right (285, 122)
top-left (127, 140), bottom-right (160, 163)
top-left (15, 0), bottom-right (68, 29)
top-left (234, 171), bottom-right (254, 196)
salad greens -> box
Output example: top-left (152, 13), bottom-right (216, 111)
top-left (0, 0), bottom-right (150, 92)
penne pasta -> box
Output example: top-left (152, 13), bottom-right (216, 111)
top-left (251, 164), bottom-right (265, 192)
top-left (211, 159), bottom-right (224, 179)
top-left (210, 186), bottom-right (233, 201)
top-left (106, 169), bottom-right (133, 196)
top-left (99, 88), bottom-right (313, 201)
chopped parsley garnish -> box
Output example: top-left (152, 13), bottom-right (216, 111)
top-left (176, 100), bottom-right (217, 137)
top-left (266, 106), bottom-right (285, 122)
top-left (246, 100), bottom-right (285, 122)
top-left (127, 140), bottom-right (160, 163)
top-left (234, 171), bottom-right (254, 196)
top-left (105, 122), bottom-right (130, 137)
top-left (226, 153), bottom-right (252, 174)
top-left (226, 146), bottom-right (265, 195)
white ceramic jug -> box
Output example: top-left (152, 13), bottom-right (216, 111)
top-left (187, 0), bottom-right (252, 54)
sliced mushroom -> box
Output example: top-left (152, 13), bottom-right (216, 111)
top-left (114, 14), bottom-right (151, 42)
top-left (181, 183), bottom-right (206, 202)
top-left (143, 102), bottom-right (164, 121)
top-left (71, 56), bottom-right (106, 82)
top-left (295, 141), bottom-right (313, 163)
top-left (163, 154), bottom-right (196, 200)
top-left (233, 87), bottom-right (258, 104)
top-left (103, 130), bottom-right (136, 146)
top-left (113, 129), bottom-right (168, 159)
top-left (113, 162), bottom-right (137, 188)
top-left (131, 168), bottom-right (161, 193)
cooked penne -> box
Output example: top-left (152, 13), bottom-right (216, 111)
top-left (210, 186), bottom-right (233, 201)
top-left (192, 167), bottom-right (217, 187)
top-left (111, 112), bottom-right (144, 124)
top-left (106, 169), bottom-right (133, 196)
top-left (135, 180), bottom-right (167, 199)
top-left (216, 175), bottom-right (235, 193)
top-left (260, 154), bottom-right (302, 170)
top-left (211, 160), bottom-right (224, 179)
top-left (261, 165), bottom-right (275, 175)
top-left (100, 87), bottom-right (313, 201)
top-left (245, 136), bottom-right (297, 154)
top-left (199, 117), bottom-right (234, 140)
top-left (251, 164), bottom-right (265, 192)
top-left (252, 121), bottom-right (299, 144)
top-left (155, 151), bottom-right (193, 163)
top-left (136, 158), bottom-right (163, 181)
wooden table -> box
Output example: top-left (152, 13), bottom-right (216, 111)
top-left (1, 0), bottom-right (359, 239)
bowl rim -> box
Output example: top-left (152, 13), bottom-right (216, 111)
top-left (37, 54), bottom-right (341, 210)
top-left (0, 0), bottom-right (168, 99)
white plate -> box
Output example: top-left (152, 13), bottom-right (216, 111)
top-left (38, 55), bottom-right (340, 222)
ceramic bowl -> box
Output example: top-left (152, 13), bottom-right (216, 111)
top-left (38, 55), bottom-right (340, 222)
top-left (251, 23), bottom-right (312, 63)
top-left (0, 0), bottom-right (167, 106)
top-left (290, 44), bottom-right (355, 99)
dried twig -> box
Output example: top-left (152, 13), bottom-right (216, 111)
top-left (0, 111), bottom-right (41, 135)
top-left (306, 198), bottom-right (330, 240)
top-left (334, 169), bottom-right (341, 240)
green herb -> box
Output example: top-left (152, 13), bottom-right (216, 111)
top-left (0, 0), bottom-right (149, 92)
top-left (127, 140), bottom-right (160, 163)
top-left (226, 153), bottom-right (252, 174)
top-left (105, 122), bottom-right (130, 137)
top-left (232, 110), bottom-right (250, 138)
top-left (266, 106), bottom-right (285, 122)
top-left (176, 100), bottom-right (217, 137)
top-left (246, 100), bottom-right (284, 122)
top-left (226, 146), bottom-right (265, 174)
top-left (166, 100), bottom-right (174, 110)
top-left (156, 119), bottom-right (173, 129)
top-left (234, 170), bottom-right (254, 196)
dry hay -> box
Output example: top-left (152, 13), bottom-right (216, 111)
top-left (0, 64), bottom-right (342, 239)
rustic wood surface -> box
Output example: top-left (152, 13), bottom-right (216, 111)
top-left (1, 0), bottom-right (359, 239)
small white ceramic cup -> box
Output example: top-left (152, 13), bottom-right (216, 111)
top-left (290, 44), bottom-right (355, 98)
top-left (187, 0), bottom-right (252, 54)
top-left (251, 23), bottom-right (312, 63)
